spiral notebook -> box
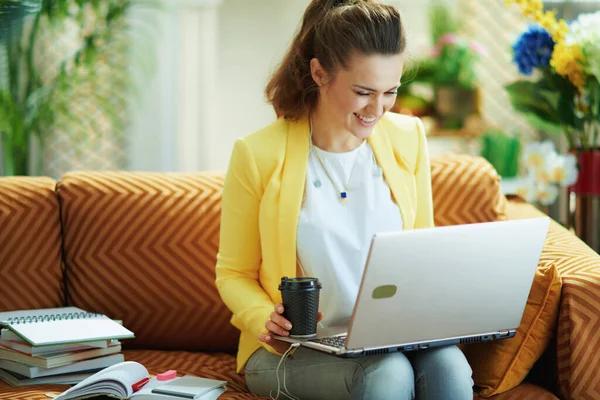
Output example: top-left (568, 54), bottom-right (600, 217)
top-left (0, 307), bottom-right (134, 347)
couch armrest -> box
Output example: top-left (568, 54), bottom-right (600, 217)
top-left (431, 155), bottom-right (507, 226)
top-left (507, 198), bottom-right (600, 400)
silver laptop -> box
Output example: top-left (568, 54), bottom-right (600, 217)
top-left (275, 217), bottom-right (550, 357)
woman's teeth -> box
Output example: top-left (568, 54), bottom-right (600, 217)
top-left (355, 113), bottom-right (376, 123)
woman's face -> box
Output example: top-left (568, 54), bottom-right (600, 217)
top-left (312, 52), bottom-right (404, 140)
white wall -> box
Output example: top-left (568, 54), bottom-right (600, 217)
top-left (215, 0), bottom-right (311, 171)
top-left (127, 0), bottom-right (446, 172)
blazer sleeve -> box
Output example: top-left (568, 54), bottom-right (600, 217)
top-left (215, 138), bottom-right (275, 348)
top-left (414, 117), bottom-right (435, 229)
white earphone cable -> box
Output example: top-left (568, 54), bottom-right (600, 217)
top-left (269, 343), bottom-right (301, 400)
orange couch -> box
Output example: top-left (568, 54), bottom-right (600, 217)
top-left (0, 154), bottom-right (598, 400)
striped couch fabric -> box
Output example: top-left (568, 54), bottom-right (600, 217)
top-left (0, 177), bottom-right (64, 311)
top-left (0, 155), bottom-right (599, 399)
top-left (56, 171), bottom-right (240, 353)
top-left (430, 154), bottom-right (507, 226)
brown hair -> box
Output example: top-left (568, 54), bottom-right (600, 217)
top-left (265, 0), bottom-right (407, 121)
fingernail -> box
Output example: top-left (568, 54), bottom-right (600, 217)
top-left (265, 335), bottom-right (271, 341)
top-left (283, 331), bottom-right (289, 336)
top-left (285, 323), bottom-right (292, 330)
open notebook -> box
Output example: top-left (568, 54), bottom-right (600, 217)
top-left (0, 307), bottom-right (134, 347)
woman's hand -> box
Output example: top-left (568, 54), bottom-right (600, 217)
top-left (258, 303), bottom-right (324, 354)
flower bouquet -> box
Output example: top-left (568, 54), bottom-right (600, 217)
top-left (505, 0), bottom-right (600, 150)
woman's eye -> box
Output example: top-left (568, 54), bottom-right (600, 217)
top-left (356, 92), bottom-right (370, 96)
top-left (386, 91), bottom-right (398, 96)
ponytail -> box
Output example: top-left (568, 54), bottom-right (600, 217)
top-left (265, 0), bottom-right (406, 120)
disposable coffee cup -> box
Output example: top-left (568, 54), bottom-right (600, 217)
top-left (279, 276), bottom-right (322, 338)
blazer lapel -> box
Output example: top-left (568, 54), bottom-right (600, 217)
top-left (368, 123), bottom-right (416, 229)
top-left (278, 117), bottom-right (310, 279)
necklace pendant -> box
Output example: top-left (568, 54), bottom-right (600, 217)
top-left (340, 192), bottom-right (347, 204)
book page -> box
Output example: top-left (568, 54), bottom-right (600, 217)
top-left (9, 318), bottom-right (134, 346)
top-left (55, 361), bottom-right (149, 400)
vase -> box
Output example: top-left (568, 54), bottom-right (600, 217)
top-left (568, 149), bottom-right (600, 253)
top-left (434, 86), bottom-right (478, 130)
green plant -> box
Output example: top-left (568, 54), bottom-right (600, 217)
top-left (0, 0), bottom-right (155, 176)
top-left (480, 129), bottom-right (521, 178)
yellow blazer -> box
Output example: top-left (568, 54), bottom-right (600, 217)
top-left (215, 112), bottom-right (434, 373)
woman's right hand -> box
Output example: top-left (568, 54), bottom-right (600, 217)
top-left (258, 303), bottom-right (323, 354)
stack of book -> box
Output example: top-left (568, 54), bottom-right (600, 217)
top-left (0, 307), bottom-right (135, 386)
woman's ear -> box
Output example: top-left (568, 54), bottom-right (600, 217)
top-left (310, 58), bottom-right (329, 87)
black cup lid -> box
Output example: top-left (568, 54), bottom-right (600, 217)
top-left (279, 276), bottom-right (322, 290)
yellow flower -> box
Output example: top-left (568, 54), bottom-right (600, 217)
top-left (551, 42), bottom-right (586, 88)
top-left (551, 20), bottom-right (570, 43)
top-left (537, 11), bottom-right (560, 39)
top-left (522, 0), bottom-right (543, 18)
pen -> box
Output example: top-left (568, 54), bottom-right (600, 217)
top-left (132, 377), bottom-right (150, 392)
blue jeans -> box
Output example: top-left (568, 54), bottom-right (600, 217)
top-left (245, 345), bottom-right (474, 400)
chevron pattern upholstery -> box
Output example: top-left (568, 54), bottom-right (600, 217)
top-left (507, 199), bottom-right (600, 400)
top-left (0, 177), bottom-right (63, 311)
top-left (430, 154), bottom-right (508, 227)
top-left (0, 350), bottom-right (555, 400)
top-left (56, 172), bottom-right (239, 352)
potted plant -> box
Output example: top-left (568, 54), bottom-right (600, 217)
top-left (505, 0), bottom-right (600, 252)
top-left (427, 4), bottom-right (487, 130)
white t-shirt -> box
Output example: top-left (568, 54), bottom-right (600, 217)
top-left (296, 140), bottom-right (403, 328)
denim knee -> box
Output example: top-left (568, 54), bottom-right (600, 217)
top-left (411, 346), bottom-right (474, 400)
top-left (352, 352), bottom-right (415, 400)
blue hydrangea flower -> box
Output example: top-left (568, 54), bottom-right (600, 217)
top-left (512, 25), bottom-right (555, 75)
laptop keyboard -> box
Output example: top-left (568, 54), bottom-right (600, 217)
top-left (309, 335), bottom-right (347, 349)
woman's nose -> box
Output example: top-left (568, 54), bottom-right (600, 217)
top-left (368, 96), bottom-right (385, 115)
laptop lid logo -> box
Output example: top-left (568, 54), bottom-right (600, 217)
top-left (372, 285), bottom-right (397, 299)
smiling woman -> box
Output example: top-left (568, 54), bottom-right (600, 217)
top-left (214, 1), bottom-right (474, 399)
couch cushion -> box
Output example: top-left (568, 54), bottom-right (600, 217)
top-left (0, 177), bottom-right (64, 311)
top-left (431, 154), bottom-right (507, 226)
top-left (462, 261), bottom-right (561, 397)
top-left (56, 172), bottom-right (238, 352)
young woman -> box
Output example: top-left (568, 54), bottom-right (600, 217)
top-left (216, 1), bottom-right (474, 398)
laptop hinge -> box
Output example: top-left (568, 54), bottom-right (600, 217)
top-left (499, 330), bottom-right (511, 337)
